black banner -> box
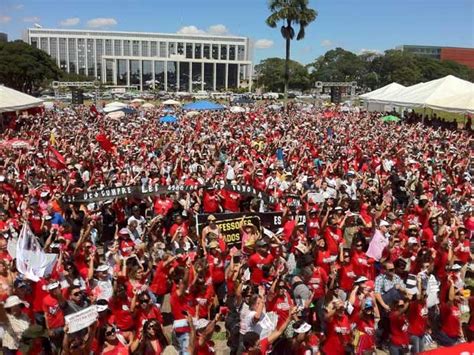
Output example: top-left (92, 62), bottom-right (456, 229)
top-left (195, 211), bottom-right (307, 248)
top-left (63, 183), bottom-right (277, 204)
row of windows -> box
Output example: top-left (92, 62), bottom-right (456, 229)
top-left (108, 59), bottom-right (243, 91)
top-left (31, 37), bottom-right (247, 61)
top-left (29, 30), bottom-right (247, 43)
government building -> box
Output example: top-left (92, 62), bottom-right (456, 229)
top-left (24, 28), bottom-right (253, 91)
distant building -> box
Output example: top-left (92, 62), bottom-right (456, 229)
top-left (396, 45), bottom-right (474, 68)
top-left (0, 33), bottom-right (8, 43)
top-left (24, 28), bottom-right (252, 91)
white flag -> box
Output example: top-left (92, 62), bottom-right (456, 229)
top-left (16, 224), bottom-right (58, 282)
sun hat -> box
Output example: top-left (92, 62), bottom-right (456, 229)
top-left (293, 321), bottom-right (311, 334)
top-left (4, 295), bottom-right (25, 308)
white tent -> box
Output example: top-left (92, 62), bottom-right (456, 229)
top-left (103, 101), bottom-right (128, 113)
top-left (427, 92), bottom-right (474, 114)
top-left (162, 99), bottom-right (181, 106)
top-left (370, 75), bottom-right (473, 113)
top-left (0, 85), bottom-right (43, 113)
top-left (359, 82), bottom-right (406, 100)
top-left (230, 106), bottom-right (246, 113)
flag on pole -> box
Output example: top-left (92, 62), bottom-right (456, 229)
top-left (16, 224), bottom-right (58, 282)
top-left (47, 146), bottom-right (66, 170)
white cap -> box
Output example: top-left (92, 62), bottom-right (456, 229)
top-left (293, 322), bottom-right (312, 334)
top-left (194, 318), bottom-right (210, 330)
top-left (379, 220), bottom-right (390, 228)
top-left (96, 264), bottom-right (109, 272)
top-left (46, 281), bottom-right (60, 290)
top-left (451, 264), bottom-right (462, 271)
top-left (355, 276), bottom-right (368, 284)
top-left (40, 191), bottom-right (49, 198)
top-left (3, 295), bottom-right (24, 308)
top-left (96, 303), bottom-right (109, 312)
top-left (408, 237), bottom-right (418, 244)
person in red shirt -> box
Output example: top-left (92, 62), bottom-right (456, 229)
top-left (109, 281), bottom-right (135, 342)
top-left (389, 299), bottom-right (410, 355)
top-left (266, 278), bottom-right (294, 328)
top-left (406, 275), bottom-right (428, 353)
top-left (170, 273), bottom-right (194, 354)
top-left (219, 188), bottom-right (242, 213)
top-left (42, 281), bottom-right (66, 348)
top-left (132, 292), bottom-right (164, 336)
top-left (354, 299), bottom-right (376, 355)
top-left (202, 187), bottom-right (220, 213)
top-left (322, 300), bottom-right (352, 355)
top-left (206, 242), bottom-right (226, 305)
top-left (322, 214), bottom-right (343, 255)
top-left (153, 194), bottom-right (174, 216)
top-left (247, 239), bottom-right (274, 285)
top-left (436, 278), bottom-right (463, 346)
top-left (150, 254), bottom-right (176, 305)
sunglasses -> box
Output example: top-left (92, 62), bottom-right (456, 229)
top-left (386, 268), bottom-right (394, 271)
top-left (105, 329), bottom-right (116, 336)
top-left (72, 292), bottom-right (82, 297)
top-left (356, 244), bottom-right (363, 247)
top-left (140, 299), bottom-right (150, 304)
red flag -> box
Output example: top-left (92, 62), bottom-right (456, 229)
top-left (90, 104), bottom-right (98, 117)
top-left (96, 134), bottom-right (114, 153)
top-left (47, 146), bottom-right (66, 170)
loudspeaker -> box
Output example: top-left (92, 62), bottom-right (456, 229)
top-left (71, 89), bottom-right (84, 105)
top-left (330, 86), bottom-right (341, 104)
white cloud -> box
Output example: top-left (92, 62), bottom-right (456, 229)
top-left (321, 39), bottom-right (334, 48)
top-left (254, 39), bottom-right (274, 49)
top-left (0, 15), bottom-right (11, 24)
top-left (23, 16), bottom-right (40, 23)
top-left (86, 17), bottom-right (117, 28)
top-left (59, 17), bottom-right (80, 27)
top-left (177, 25), bottom-right (206, 35)
top-left (177, 24), bottom-right (231, 36)
top-left (207, 24), bottom-right (229, 35)
top-left (13, 4), bottom-right (24, 10)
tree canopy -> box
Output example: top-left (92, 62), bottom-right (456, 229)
top-left (255, 57), bottom-right (310, 92)
top-left (0, 40), bottom-right (62, 94)
top-left (307, 48), bottom-right (474, 90)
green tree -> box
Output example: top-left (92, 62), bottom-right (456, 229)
top-left (308, 47), bottom-right (366, 83)
top-left (0, 40), bottom-right (61, 94)
top-left (255, 57), bottom-right (310, 92)
top-left (266, 0), bottom-right (317, 99)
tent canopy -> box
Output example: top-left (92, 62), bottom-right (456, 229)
top-left (366, 75), bottom-right (474, 113)
top-left (0, 86), bottom-right (43, 113)
top-left (162, 99), bottom-right (181, 106)
top-left (359, 83), bottom-right (406, 100)
top-left (183, 100), bottom-right (225, 111)
top-left (159, 115), bottom-right (178, 123)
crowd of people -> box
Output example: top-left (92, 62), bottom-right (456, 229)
top-left (0, 101), bottom-right (472, 355)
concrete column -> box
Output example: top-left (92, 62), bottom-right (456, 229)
top-left (225, 63), bottom-right (228, 89)
top-left (139, 59), bottom-right (143, 91)
top-left (85, 40), bottom-right (88, 76)
top-left (113, 59), bottom-right (117, 85)
top-left (66, 38), bottom-right (70, 72)
top-left (201, 62), bottom-right (205, 91)
top-left (127, 59), bottom-right (130, 87)
top-left (176, 61), bottom-right (180, 91)
top-left (121, 40), bottom-right (124, 56)
top-left (56, 37), bottom-right (60, 67)
top-left (213, 63), bottom-right (216, 91)
top-left (93, 39), bottom-right (97, 78)
top-left (152, 60), bottom-right (155, 90)
top-left (164, 61), bottom-right (168, 91)
top-left (189, 62), bottom-right (193, 92)
top-left (237, 63), bottom-right (240, 88)
top-left (75, 38), bottom-right (79, 74)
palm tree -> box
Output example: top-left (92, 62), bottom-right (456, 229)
top-left (266, 0), bottom-right (317, 100)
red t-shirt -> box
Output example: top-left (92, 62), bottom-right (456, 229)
top-left (323, 226), bottom-right (343, 255)
top-left (308, 267), bottom-right (328, 299)
top-left (153, 198), bottom-right (173, 216)
top-left (42, 294), bottom-right (65, 329)
top-left (207, 255), bottom-right (225, 284)
top-left (389, 311), bottom-right (409, 346)
top-left (110, 297), bottom-right (135, 331)
top-left (407, 300), bottom-right (428, 336)
top-left (221, 190), bottom-right (241, 212)
top-left (322, 314), bottom-right (351, 355)
top-left (135, 305), bottom-right (164, 332)
top-left (440, 303), bottom-right (461, 338)
top-left (203, 192), bottom-right (220, 213)
top-left (169, 286), bottom-right (193, 333)
top-left (150, 261), bottom-right (171, 295)
top-left (247, 252), bottom-right (274, 285)
top-left (266, 291), bottom-right (293, 328)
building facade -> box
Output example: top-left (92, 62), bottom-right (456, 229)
top-left (396, 45), bottom-right (474, 68)
top-left (25, 28), bottom-right (252, 91)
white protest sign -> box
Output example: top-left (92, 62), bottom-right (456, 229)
top-left (64, 305), bottom-right (98, 333)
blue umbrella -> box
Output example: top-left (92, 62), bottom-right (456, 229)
top-left (159, 115), bottom-right (178, 123)
top-left (182, 100), bottom-right (225, 111)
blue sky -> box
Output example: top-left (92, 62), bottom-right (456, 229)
top-left (0, 0), bottom-right (473, 64)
